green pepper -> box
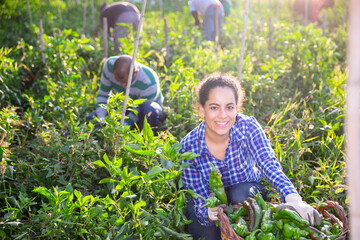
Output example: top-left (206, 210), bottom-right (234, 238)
top-left (232, 218), bottom-right (250, 237)
top-left (254, 192), bottom-right (267, 211)
top-left (331, 223), bottom-right (342, 235)
top-left (208, 163), bottom-right (228, 205)
top-left (283, 223), bottom-right (294, 238)
top-left (274, 208), bottom-right (310, 227)
top-left (244, 229), bottom-right (261, 240)
top-left (200, 196), bottom-right (222, 208)
top-left (229, 205), bottom-right (247, 223)
top-left (327, 232), bottom-right (343, 240)
top-left (293, 227), bottom-right (309, 239)
top-left (303, 226), bottom-right (328, 240)
top-left (276, 219), bottom-right (284, 230)
top-left (260, 208), bottom-right (274, 233)
top-left (275, 229), bottom-right (284, 240)
top-left (246, 197), bottom-right (263, 231)
top-left (256, 232), bottom-right (276, 240)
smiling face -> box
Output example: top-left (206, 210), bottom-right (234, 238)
top-left (199, 86), bottom-right (238, 139)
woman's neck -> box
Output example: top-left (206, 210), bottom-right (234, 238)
top-left (204, 130), bottom-right (229, 161)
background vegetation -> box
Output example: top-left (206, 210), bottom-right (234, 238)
top-left (0, 0), bottom-right (347, 239)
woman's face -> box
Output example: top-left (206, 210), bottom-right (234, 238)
top-left (199, 86), bottom-right (238, 139)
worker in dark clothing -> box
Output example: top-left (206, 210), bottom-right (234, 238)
top-left (100, 2), bottom-right (140, 52)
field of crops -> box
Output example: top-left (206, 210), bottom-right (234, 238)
top-left (0, 0), bottom-right (348, 239)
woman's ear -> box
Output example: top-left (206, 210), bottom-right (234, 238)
top-left (198, 103), bottom-right (205, 119)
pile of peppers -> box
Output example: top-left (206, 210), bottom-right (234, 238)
top-left (205, 164), bottom-right (345, 240)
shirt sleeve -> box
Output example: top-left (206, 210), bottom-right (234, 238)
top-left (245, 116), bottom-right (297, 201)
top-left (179, 145), bottom-right (215, 226)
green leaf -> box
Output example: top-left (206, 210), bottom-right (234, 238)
top-left (142, 116), bottom-right (154, 140)
top-left (103, 153), bottom-right (112, 166)
top-left (179, 152), bottom-right (200, 161)
top-left (84, 44), bottom-right (94, 51)
top-left (124, 145), bottom-right (155, 156)
top-left (0, 230), bottom-right (7, 240)
top-left (130, 133), bottom-right (144, 144)
top-left (53, 219), bottom-right (77, 225)
top-left (308, 175), bottom-right (315, 186)
top-left (133, 99), bottom-right (146, 105)
top-left (335, 188), bottom-right (344, 194)
top-left (179, 162), bottom-right (193, 170)
top-left (160, 157), bottom-right (175, 169)
top-left (14, 232), bottom-right (27, 240)
top-left (65, 183), bottom-right (73, 193)
top-left (134, 200), bottom-right (146, 213)
top-left (92, 160), bottom-right (106, 168)
top-left (0, 146), bottom-right (3, 160)
top-left (147, 166), bottom-right (166, 178)
top-left (33, 187), bottom-right (56, 203)
top-left (74, 190), bottom-right (82, 199)
top-left (99, 178), bottom-right (119, 184)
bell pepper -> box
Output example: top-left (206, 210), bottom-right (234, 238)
top-left (274, 208), bottom-right (310, 227)
top-left (200, 196), bottom-right (222, 208)
top-left (293, 227), bottom-right (309, 239)
top-left (276, 219), bottom-right (284, 230)
top-left (317, 218), bottom-right (333, 235)
top-left (209, 163), bottom-right (228, 205)
top-left (260, 208), bottom-right (274, 233)
top-left (244, 229), bottom-right (261, 240)
top-left (282, 223), bottom-right (295, 238)
top-left (231, 218), bottom-right (250, 237)
top-left (256, 232), bottom-right (276, 240)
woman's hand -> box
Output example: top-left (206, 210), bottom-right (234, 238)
top-left (208, 206), bottom-right (219, 222)
top-left (277, 193), bottom-right (321, 226)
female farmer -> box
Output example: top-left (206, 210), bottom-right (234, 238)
top-left (179, 73), bottom-right (320, 239)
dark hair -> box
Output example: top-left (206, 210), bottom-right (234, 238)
top-left (196, 72), bottom-right (245, 110)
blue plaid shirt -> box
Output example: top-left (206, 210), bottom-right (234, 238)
top-left (179, 113), bottom-right (297, 226)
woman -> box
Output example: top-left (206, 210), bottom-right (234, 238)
top-left (179, 73), bottom-right (320, 239)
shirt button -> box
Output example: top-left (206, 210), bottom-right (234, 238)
top-left (242, 164), bottom-right (246, 168)
top-left (227, 180), bottom-right (230, 183)
top-left (225, 167), bottom-right (228, 170)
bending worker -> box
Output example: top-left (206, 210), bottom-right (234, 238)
top-left (100, 1), bottom-right (140, 52)
top-left (188, 0), bottom-right (224, 42)
top-left (87, 55), bottom-right (165, 133)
